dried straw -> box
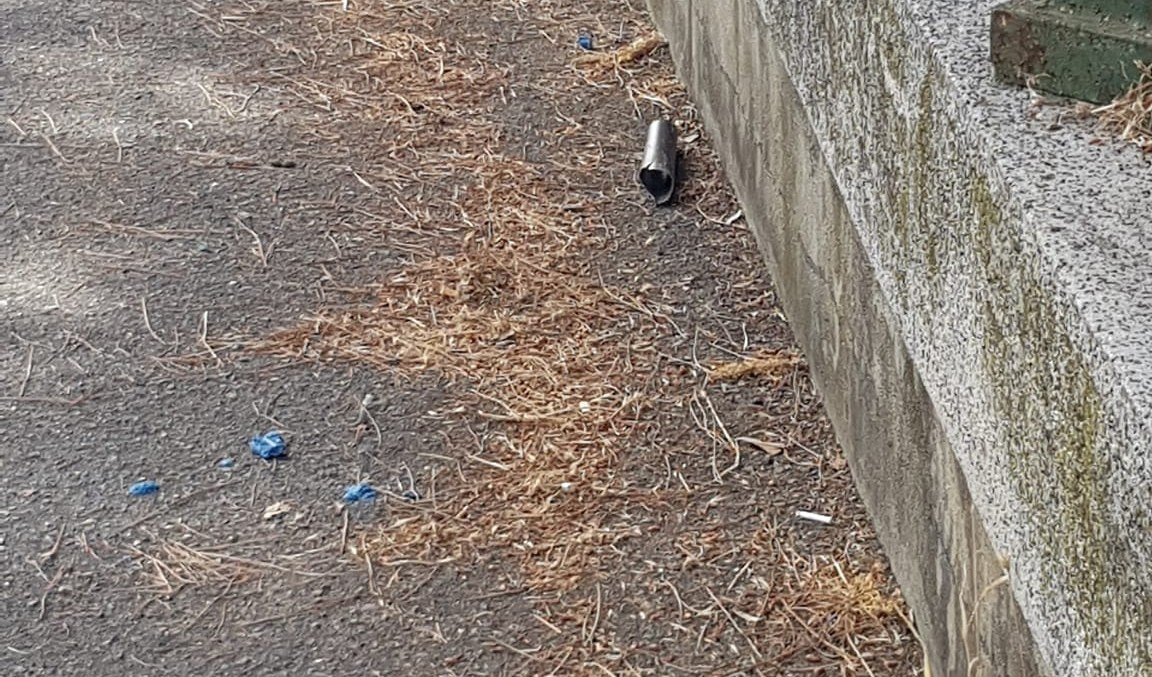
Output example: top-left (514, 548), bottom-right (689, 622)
top-left (1088, 62), bottom-right (1152, 152)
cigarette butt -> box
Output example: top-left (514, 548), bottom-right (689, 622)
top-left (795, 510), bottom-right (832, 525)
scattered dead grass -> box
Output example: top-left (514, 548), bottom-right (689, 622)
top-left (256, 144), bottom-right (672, 595)
top-left (195, 0), bottom-right (921, 672)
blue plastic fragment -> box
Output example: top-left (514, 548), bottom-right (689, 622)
top-left (128, 480), bottom-right (160, 497)
top-left (577, 33), bottom-right (593, 50)
top-left (343, 483), bottom-right (377, 504)
top-left (249, 431), bottom-right (286, 460)
top-left (218, 457), bottom-right (235, 470)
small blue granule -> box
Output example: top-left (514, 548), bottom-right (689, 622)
top-left (128, 480), bottom-right (160, 497)
top-left (249, 431), bottom-right (287, 460)
top-left (343, 483), bottom-right (377, 504)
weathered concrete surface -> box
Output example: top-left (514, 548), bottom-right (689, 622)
top-left (648, 0), bottom-right (1152, 675)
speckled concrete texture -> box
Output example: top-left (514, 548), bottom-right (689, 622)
top-left (651, 0), bottom-right (1152, 675)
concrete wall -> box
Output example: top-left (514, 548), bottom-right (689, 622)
top-left (647, 1), bottom-right (1152, 675)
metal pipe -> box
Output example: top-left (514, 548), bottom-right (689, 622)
top-left (639, 119), bottom-right (678, 205)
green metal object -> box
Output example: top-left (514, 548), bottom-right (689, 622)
top-left (991, 0), bottom-right (1152, 103)
top-left (1061, 1), bottom-right (1149, 26)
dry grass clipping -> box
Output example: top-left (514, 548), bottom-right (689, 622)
top-left (129, 538), bottom-right (337, 597)
top-left (129, 541), bottom-right (264, 594)
top-left (709, 350), bottom-right (805, 382)
top-left (573, 30), bottom-right (668, 75)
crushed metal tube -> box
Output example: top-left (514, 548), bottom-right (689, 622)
top-left (639, 119), bottom-right (677, 205)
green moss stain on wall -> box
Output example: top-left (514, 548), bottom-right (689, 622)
top-left (970, 172), bottom-right (1146, 670)
top-left (913, 67), bottom-right (942, 286)
top-left (789, 0), bottom-right (1149, 667)
top-left (862, 1), bottom-right (953, 316)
